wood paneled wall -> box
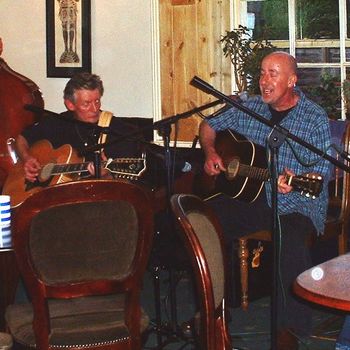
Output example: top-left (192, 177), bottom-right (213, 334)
top-left (159, 0), bottom-right (232, 142)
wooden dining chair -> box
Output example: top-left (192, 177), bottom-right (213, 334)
top-left (5, 179), bottom-right (154, 350)
top-left (170, 193), bottom-right (232, 350)
top-left (238, 120), bottom-right (350, 310)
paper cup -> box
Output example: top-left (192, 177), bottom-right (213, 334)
top-left (0, 195), bottom-right (11, 227)
top-left (0, 226), bottom-right (11, 248)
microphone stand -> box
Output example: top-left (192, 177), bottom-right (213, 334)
top-left (147, 99), bottom-right (224, 349)
top-left (91, 130), bottom-right (101, 179)
top-left (189, 75), bottom-right (350, 350)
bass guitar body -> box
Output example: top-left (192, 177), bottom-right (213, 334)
top-left (194, 130), bottom-right (267, 203)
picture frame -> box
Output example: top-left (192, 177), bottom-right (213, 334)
top-left (46, 0), bottom-right (91, 78)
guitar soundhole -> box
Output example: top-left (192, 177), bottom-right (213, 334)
top-left (226, 158), bottom-right (240, 180)
top-left (39, 163), bottom-right (55, 182)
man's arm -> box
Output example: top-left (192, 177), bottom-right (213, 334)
top-left (199, 120), bottom-right (225, 176)
top-left (200, 120), bottom-right (293, 193)
top-left (15, 134), bottom-right (41, 182)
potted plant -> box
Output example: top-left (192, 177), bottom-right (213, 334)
top-left (342, 79), bottom-right (350, 119)
top-left (306, 72), bottom-right (341, 120)
top-left (220, 25), bottom-right (276, 95)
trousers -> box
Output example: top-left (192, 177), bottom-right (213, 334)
top-left (208, 191), bottom-right (315, 336)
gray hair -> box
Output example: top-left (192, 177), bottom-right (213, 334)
top-left (63, 72), bottom-right (104, 102)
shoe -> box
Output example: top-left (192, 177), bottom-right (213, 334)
top-left (276, 328), bottom-right (299, 350)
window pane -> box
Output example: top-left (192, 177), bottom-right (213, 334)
top-left (296, 0), bottom-right (339, 40)
top-left (298, 68), bottom-right (341, 119)
top-left (296, 48), bottom-right (340, 64)
top-left (240, 0), bottom-right (289, 40)
top-left (347, 0), bottom-right (350, 63)
top-left (347, 0), bottom-right (350, 38)
top-left (295, 0), bottom-right (340, 63)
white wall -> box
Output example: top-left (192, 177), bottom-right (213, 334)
top-left (0, 0), bottom-right (155, 118)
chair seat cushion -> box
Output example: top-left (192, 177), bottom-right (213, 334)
top-left (5, 294), bottom-right (149, 348)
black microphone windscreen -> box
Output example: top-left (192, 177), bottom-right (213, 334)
top-left (24, 104), bottom-right (43, 113)
top-left (190, 76), bottom-right (216, 95)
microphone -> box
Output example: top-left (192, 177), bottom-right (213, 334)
top-left (24, 104), bottom-right (110, 134)
top-left (24, 104), bottom-right (47, 114)
top-left (190, 76), bottom-right (219, 96)
top-left (24, 104), bottom-right (63, 119)
top-left (190, 76), bottom-right (249, 120)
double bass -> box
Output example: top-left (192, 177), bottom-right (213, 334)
top-left (0, 38), bottom-right (44, 187)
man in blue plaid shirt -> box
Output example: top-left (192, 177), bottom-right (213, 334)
top-left (199, 51), bottom-right (331, 350)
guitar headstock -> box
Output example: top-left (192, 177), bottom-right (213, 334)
top-left (105, 158), bottom-right (146, 180)
top-left (291, 173), bottom-right (323, 199)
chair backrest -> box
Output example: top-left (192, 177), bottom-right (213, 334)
top-left (337, 121), bottom-right (350, 220)
top-left (324, 120), bottom-right (350, 254)
top-left (11, 180), bottom-right (154, 348)
top-left (170, 194), bottom-right (231, 350)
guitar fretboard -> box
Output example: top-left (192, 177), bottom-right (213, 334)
top-left (52, 162), bottom-right (90, 175)
top-left (238, 164), bottom-right (269, 181)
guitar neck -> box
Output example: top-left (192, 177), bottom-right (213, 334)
top-left (50, 161), bottom-right (93, 175)
top-left (39, 157), bottom-right (146, 181)
top-left (236, 163), bottom-right (269, 181)
top-left (236, 166), bottom-right (323, 198)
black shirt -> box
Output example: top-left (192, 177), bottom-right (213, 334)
top-left (269, 105), bottom-right (294, 125)
top-left (21, 111), bottom-right (144, 161)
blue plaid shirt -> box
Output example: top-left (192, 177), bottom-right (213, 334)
top-left (208, 89), bottom-right (332, 234)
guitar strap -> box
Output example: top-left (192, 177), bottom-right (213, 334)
top-left (97, 110), bottom-right (113, 152)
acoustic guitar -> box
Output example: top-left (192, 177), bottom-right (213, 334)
top-left (2, 140), bottom-right (147, 208)
top-left (194, 130), bottom-right (323, 202)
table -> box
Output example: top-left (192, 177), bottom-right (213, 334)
top-left (294, 253), bottom-right (350, 312)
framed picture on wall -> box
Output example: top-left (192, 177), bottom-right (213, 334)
top-left (46, 0), bottom-right (91, 78)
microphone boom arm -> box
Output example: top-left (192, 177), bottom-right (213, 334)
top-left (190, 75), bottom-right (350, 172)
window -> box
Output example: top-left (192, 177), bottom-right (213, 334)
top-left (234, 0), bottom-right (350, 119)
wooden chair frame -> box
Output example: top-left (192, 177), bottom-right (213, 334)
top-left (170, 194), bottom-right (232, 350)
top-left (9, 180), bottom-right (154, 350)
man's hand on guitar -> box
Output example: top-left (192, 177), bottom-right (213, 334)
top-left (23, 157), bottom-right (41, 182)
top-left (278, 168), bottom-right (294, 194)
top-left (204, 152), bottom-right (226, 176)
